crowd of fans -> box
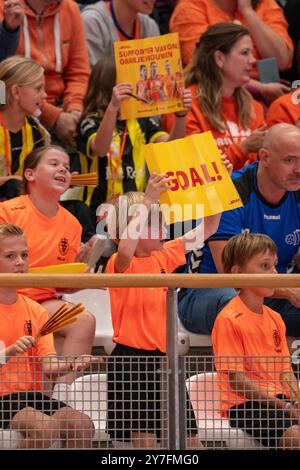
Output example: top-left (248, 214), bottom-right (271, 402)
top-left (0, 0), bottom-right (300, 450)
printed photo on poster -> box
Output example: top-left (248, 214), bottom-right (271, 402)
top-left (114, 33), bottom-right (185, 120)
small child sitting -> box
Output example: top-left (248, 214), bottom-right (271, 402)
top-left (212, 232), bottom-right (300, 450)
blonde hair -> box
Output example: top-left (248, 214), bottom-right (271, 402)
top-left (222, 232), bottom-right (277, 273)
top-left (0, 224), bottom-right (24, 240)
top-left (186, 23), bottom-right (253, 131)
top-left (0, 56), bottom-right (44, 108)
top-left (106, 191), bottom-right (162, 241)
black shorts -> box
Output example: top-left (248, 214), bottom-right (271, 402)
top-left (0, 391), bottom-right (67, 429)
top-left (228, 395), bottom-right (293, 449)
top-left (107, 344), bottom-right (198, 441)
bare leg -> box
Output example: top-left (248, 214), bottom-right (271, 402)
top-left (132, 431), bottom-right (158, 449)
top-left (53, 406), bottom-right (94, 449)
top-left (41, 299), bottom-right (96, 385)
top-left (279, 425), bottom-right (300, 450)
top-left (11, 407), bottom-right (60, 449)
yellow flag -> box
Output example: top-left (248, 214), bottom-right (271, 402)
top-left (114, 33), bottom-right (185, 120)
top-left (144, 132), bottom-right (243, 224)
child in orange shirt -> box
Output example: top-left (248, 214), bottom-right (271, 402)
top-left (0, 145), bottom-right (96, 398)
top-left (105, 160), bottom-right (231, 448)
top-left (0, 223), bottom-right (95, 448)
top-left (212, 232), bottom-right (300, 449)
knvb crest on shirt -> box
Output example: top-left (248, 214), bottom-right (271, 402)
top-left (273, 328), bottom-right (282, 353)
top-left (59, 237), bottom-right (69, 257)
top-left (24, 320), bottom-right (32, 336)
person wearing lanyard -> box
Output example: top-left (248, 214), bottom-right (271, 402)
top-left (186, 22), bottom-right (267, 171)
top-left (0, 56), bottom-right (49, 201)
top-left (77, 56), bottom-right (192, 215)
top-left (82, 0), bottom-right (160, 66)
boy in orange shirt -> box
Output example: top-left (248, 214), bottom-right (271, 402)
top-left (0, 223), bottom-right (95, 448)
top-left (105, 163), bottom-right (231, 448)
top-left (212, 232), bottom-right (300, 449)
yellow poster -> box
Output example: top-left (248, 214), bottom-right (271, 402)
top-left (144, 132), bottom-right (243, 224)
top-left (114, 33), bottom-right (185, 120)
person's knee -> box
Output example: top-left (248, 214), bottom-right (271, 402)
top-left (65, 410), bottom-right (94, 440)
top-left (81, 311), bottom-right (96, 336)
top-left (30, 416), bottom-right (60, 448)
top-left (280, 425), bottom-right (300, 449)
top-left (179, 288), bottom-right (236, 334)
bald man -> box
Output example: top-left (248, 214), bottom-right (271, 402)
top-left (179, 124), bottom-right (300, 344)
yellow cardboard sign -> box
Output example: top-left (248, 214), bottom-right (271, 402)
top-left (114, 33), bottom-right (185, 120)
top-left (144, 132), bottom-right (243, 224)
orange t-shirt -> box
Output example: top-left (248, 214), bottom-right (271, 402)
top-left (212, 296), bottom-right (291, 413)
top-left (186, 85), bottom-right (265, 170)
top-left (0, 195), bottom-right (82, 302)
top-left (0, 294), bottom-right (56, 396)
top-left (106, 238), bottom-right (186, 352)
top-left (267, 91), bottom-right (300, 127)
top-left (170, 0), bottom-right (294, 68)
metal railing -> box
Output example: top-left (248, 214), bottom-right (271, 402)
top-left (1, 273), bottom-right (300, 450)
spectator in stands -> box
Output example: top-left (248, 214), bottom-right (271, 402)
top-left (0, 0), bottom-right (22, 61)
top-left (0, 0), bottom-right (90, 150)
top-left (185, 23), bottom-right (266, 170)
top-left (0, 224), bottom-right (95, 449)
top-left (179, 124), bottom-right (300, 342)
top-left (0, 146), bottom-right (96, 401)
top-left (77, 57), bottom-right (191, 214)
top-left (170, 0), bottom-right (292, 103)
top-left (212, 232), bottom-right (300, 450)
top-left (267, 88), bottom-right (300, 127)
top-left (0, 56), bottom-right (49, 201)
top-left (105, 166), bottom-right (233, 448)
top-left (82, 0), bottom-right (160, 66)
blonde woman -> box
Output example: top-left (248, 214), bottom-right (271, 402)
top-left (0, 56), bottom-right (49, 199)
top-left (186, 22), bottom-right (266, 170)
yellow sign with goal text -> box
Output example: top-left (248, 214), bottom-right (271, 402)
top-left (114, 33), bottom-right (185, 120)
top-left (143, 132), bottom-right (243, 224)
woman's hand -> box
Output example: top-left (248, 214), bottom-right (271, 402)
top-left (260, 82), bottom-right (291, 105)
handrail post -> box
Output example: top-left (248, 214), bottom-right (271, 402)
top-left (166, 287), bottom-right (182, 450)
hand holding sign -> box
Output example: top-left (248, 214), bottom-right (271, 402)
top-left (114, 33), bottom-right (186, 119)
top-left (144, 172), bottom-right (171, 203)
top-left (144, 132), bottom-right (242, 224)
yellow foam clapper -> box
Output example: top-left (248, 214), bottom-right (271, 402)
top-left (29, 263), bottom-right (88, 274)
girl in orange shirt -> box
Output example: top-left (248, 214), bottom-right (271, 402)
top-left (186, 22), bottom-right (266, 170)
top-left (0, 145), bottom-right (96, 399)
